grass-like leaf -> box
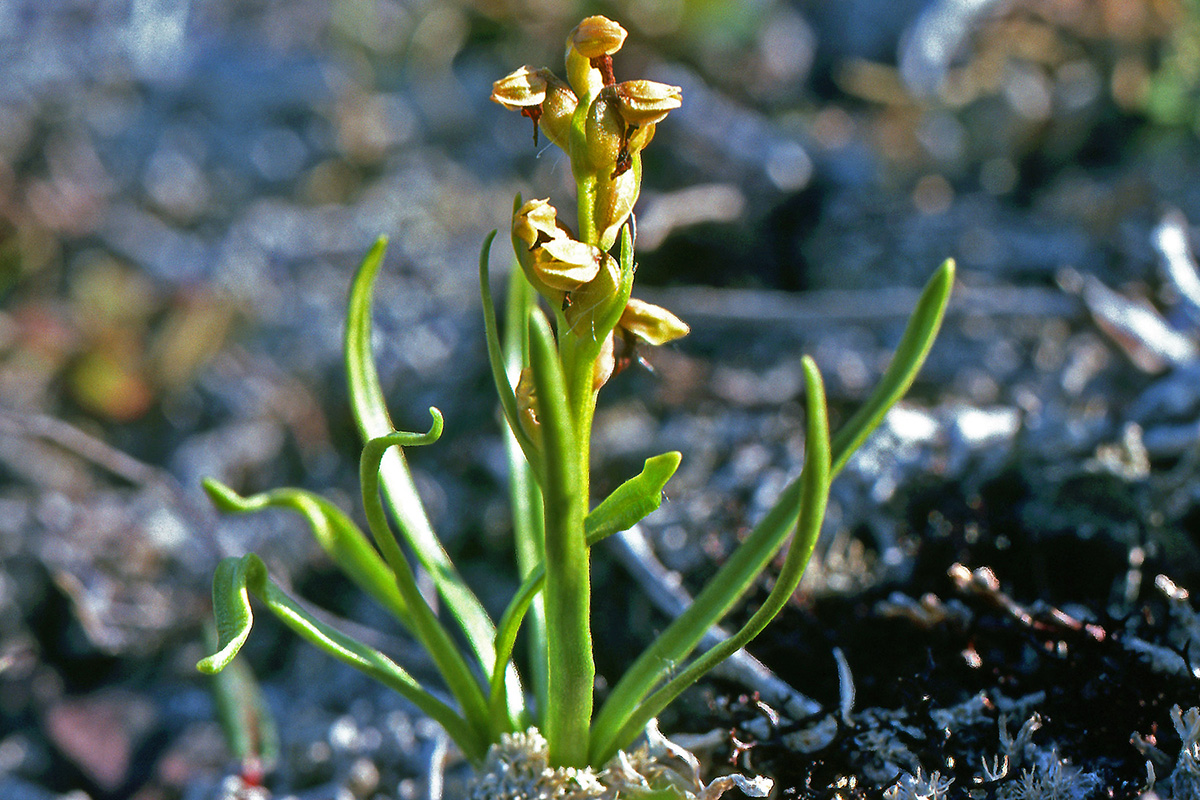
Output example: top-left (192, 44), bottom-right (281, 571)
top-left (481, 227), bottom-right (542, 475)
top-left (588, 261), bottom-right (954, 757)
top-left (500, 264), bottom-right (547, 727)
top-left (206, 621), bottom-right (279, 776)
top-left (830, 258), bottom-right (954, 474)
top-left (359, 411), bottom-right (495, 743)
top-left (201, 478), bottom-right (412, 628)
top-left (197, 553), bottom-right (486, 762)
top-left (345, 236), bottom-right (518, 722)
top-left (591, 358), bottom-right (830, 763)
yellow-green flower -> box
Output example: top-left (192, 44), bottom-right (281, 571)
top-left (563, 248), bottom-right (622, 341)
top-left (536, 238), bottom-right (605, 291)
top-left (491, 65), bottom-right (548, 110)
top-left (512, 199), bottom-right (605, 301)
top-left (619, 298), bottom-right (689, 346)
top-left (566, 15), bottom-right (627, 98)
top-left (610, 80), bottom-right (682, 126)
top-left (569, 15), bottom-right (627, 59)
top-left (492, 67), bottom-right (578, 149)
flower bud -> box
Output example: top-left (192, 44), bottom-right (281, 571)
top-left (583, 93), bottom-right (625, 171)
top-left (579, 93), bottom-right (641, 249)
top-left (619, 298), bottom-right (689, 346)
top-left (492, 67), bottom-right (578, 150)
top-left (536, 237), bottom-right (604, 290)
top-left (566, 16), bottom-right (626, 98)
top-left (512, 198), bottom-right (561, 248)
top-left (611, 80), bottom-right (682, 126)
top-left (539, 72), bottom-right (578, 149)
top-left (593, 332), bottom-right (615, 391)
top-left (593, 167), bottom-right (639, 252)
top-left (570, 16), bottom-right (627, 59)
top-left (515, 368), bottom-right (542, 448)
top-left (512, 199), bottom-right (604, 300)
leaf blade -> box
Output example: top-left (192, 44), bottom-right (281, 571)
top-left (588, 261), bottom-right (954, 754)
top-left (585, 451), bottom-right (681, 542)
top-left (197, 553), bottom-right (486, 762)
top-left (592, 358), bottom-right (830, 762)
top-left (344, 237), bottom-right (504, 696)
top-left (201, 478), bottom-right (412, 628)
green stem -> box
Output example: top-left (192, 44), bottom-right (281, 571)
top-left (569, 76), bottom-right (600, 247)
top-left (528, 312), bottom-right (593, 767)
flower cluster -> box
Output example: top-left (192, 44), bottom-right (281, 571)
top-left (492, 17), bottom-right (681, 248)
top-left (493, 15), bottom-right (686, 402)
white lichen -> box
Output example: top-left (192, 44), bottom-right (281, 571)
top-left (984, 713), bottom-right (1102, 800)
top-left (1168, 705), bottom-right (1200, 799)
top-left (883, 768), bottom-right (953, 800)
top-left (994, 757), bottom-right (1100, 800)
top-left (468, 723), bottom-right (772, 800)
top-left (1125, 576), bottom-right (1200, 680)
top-left (998, 713), bottom-right (1043, 770)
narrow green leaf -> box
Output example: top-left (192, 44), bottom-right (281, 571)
top-left (830, 258), bottom-right (954, 474)
top-left (481, 229), bottom-right (542, 475)
top-left (201, 478), bottom-right (412, 628)
top-left (206, 621), bottom-right (280, 775)
top-left (498, 263), bottom-right (546, 728)
top-left (600, 220), bottom-right (636, 338)
top-left (199, 556), bottom-right (255, 673)
top-left (528, 310), bottom-right (593, 767)
top-left (592, 359), bottom-right (830, 763)
top-left (359, 412), bottom-right (494, 743)
top-left (197, 553), bottom-right (486, 763)
top-left (585, 451), bottom-right (681, 542)
top-left (345, 237), bottom-right (504, 701)
top-left (588, 261), bottom-right (954, 756)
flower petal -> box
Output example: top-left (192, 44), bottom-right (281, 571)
top-left (620, 298), bottom-right (689, 346)
top-left (491, 66), bottom-right (548, 110)
top-left (612, 80), bottom-right (682, 126)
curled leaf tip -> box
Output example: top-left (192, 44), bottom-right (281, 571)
top-left (202, 478), bottom-right (250, 513)
top-left (197, 652), bottom-right (230, 674)
top-left (424, 407), bottom-right (445, 441)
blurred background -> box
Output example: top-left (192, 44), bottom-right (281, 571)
top-left (2, 0), bottom-right (1200, 798)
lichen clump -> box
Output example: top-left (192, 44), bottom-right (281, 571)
top-left (469, 725), bottom-right (772, 800)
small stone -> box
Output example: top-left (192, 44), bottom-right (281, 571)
top-left (347, 757), bottom-right (380, 798)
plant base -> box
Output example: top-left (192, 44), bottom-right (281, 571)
top-left (468, 723), bottom-right (772, 800)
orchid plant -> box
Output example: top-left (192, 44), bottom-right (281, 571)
top-left (197, 15), bottom-right (954, 794)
